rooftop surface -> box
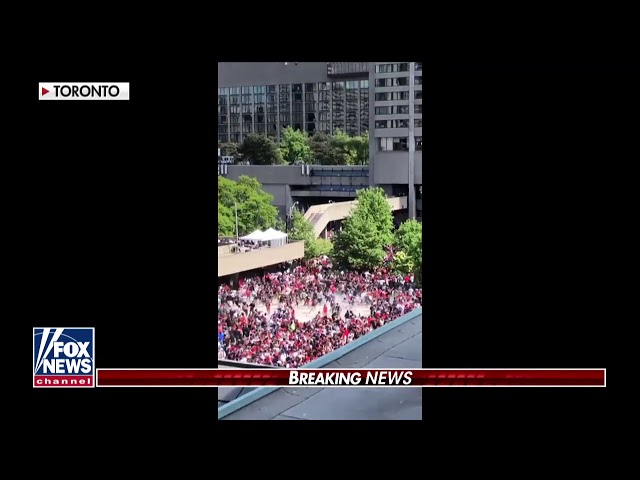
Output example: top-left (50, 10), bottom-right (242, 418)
top-left (219, 313), bottom-right (422, 420)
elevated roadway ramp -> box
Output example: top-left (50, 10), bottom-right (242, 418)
top-left (219, 309), bottom-right (422, 420)
top-left (304, 196), bottom-right (407, 238)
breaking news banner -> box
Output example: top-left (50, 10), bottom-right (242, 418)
top-left (39, 82), bottom-right (130, 101)
top-left (95, 368), bottom-right (606, 387)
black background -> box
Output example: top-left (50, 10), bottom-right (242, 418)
top-left (24, 46), bottom-right (620, 450)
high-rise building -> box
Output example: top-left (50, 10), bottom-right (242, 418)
top-left (369, 62), bottom-right (422, 219)
top-left (218, 62), bottom-right (369, 143)
top-left (218, 62), bottom-right (422, 219)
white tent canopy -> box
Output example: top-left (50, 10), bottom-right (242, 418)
top-left (262, 228), bottom-right (287, 240)
top-left (240, 229), bottom-right (264, 241)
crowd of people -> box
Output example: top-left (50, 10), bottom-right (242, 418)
top-left (217, 252), bottom-right (421, 367)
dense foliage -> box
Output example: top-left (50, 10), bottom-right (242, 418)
top-left (219, 128), bottom-right (368, 166)
top-left (217, 175), bottom-right (279, 236)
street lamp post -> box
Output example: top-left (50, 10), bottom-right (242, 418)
top-left (234, 202), bottom-right (239, 245)
top-left (287, 201), bottom-right (299, 233)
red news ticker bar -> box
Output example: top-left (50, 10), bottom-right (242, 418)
top-left (96, 369), bottom-right (605, 387)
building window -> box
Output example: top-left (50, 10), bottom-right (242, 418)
top-left (375, 92), bottom-right (389, 101)
top-left (375, 106), bottom-right (390, 115)
top-left (255, 114), bottom-right (264, 123)
top-left (230, 87), bottom-right (240, 95)
top-left (306, 113), bottom-right (316, 122)
top-left (397, 105), bottom-right (409, 114)
top-left (378, 137), bottom-right (409, 151)
top-left (360, 79), bottom-right (369, 89)
top-left (242, 123), bottom-right (252, 133)
top-left (280, 113), bottom-right (290, 123)
top-left (219, 134), bottom-right (228, 143)
top-left (242, 105), bottom-right (252, 114)
top-left (305, 123), bottom-right (316, 133)
top-left (415, 90), bottom-right (423, 100)
top-left (394, 119), bottom-right (409, 128)
top-left (254, 94), bottom-right (264, 103)
top-left (218, 105), bottom-right (227, 115)
top-left (415, 136), bottom-right (422, 150)
top-left (229, 95), bottom-right (239, 105)
top-left (414, 118), bottom-right (422, 127)
top-left (266, 104), bottom-right (277, 113)
top-left (254, 105), bottom-right (264, 113)
top-left (230, 114), bottom-right (240, 125)
top-left (254, 86), bottom-right (265, 94)
top-left (305, 102), bottom-right (316, 112)
top-left (230, 133), bottom-right (240, 143)
top-left (414, 76), bottom-right (423, 85)
top-left (415, 104), bottom-right (423, 114)
top-left (305, 83), bottom-right (317, 92)
top-left (279, 84), bottom-right (290, 93)
top-left (375, 120), bottom-right (388, 128)
top-left (293, 92), bottom-right (303, 102)
top-left (218, 115), bottom-right (228, 124)
top-left (292, 113), bottom-right (303, 123)
top-left (230, 124), bottom-right (240, 133)
top-left (360, 87), bottom-right (369, 132)
top-left (218, 95), bottom-right (227, 105)
top-left (218, 124), bottom-right (228, 134)
top-left (319, 82), bottom-right (331, 91)
top-left (255, 124), bottom-right (265, 133)
top-left (218, 87), bottom-right (229, 96)
top-left (292, 84), bottom-right (302, 93)
top-left (266, 85), bottom-right (276, 93)
top-left (376, 63), bottom-right (410, 73)
top-left (241, 94), bottom-right (252, 104)
top-left (415, 62), bottom-right (422, 71)
top-left (241, 87), bottom-right (251, 94)
top-left (243, 114), bottom-right (252, 124)
top-left (292, 103), bottom-right (303, 112)
top-left (375, 77), bottom-right (409, 87)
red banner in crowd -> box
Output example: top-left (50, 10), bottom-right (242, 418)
top-left (97, 368), bottom-right (606, 387)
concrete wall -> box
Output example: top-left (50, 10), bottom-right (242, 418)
top-left (218, 62), bottom-right (362, 87)
top-left (225, 166), bottom-right (310, 186)
top-left (218, 241), bottom-right (305, 277)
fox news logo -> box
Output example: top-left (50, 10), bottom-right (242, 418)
top-left (39, 83), bottom-right (130, 100)
top-left (33, 328), bottom-right (95, 388)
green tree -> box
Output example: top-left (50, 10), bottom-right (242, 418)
top-left (351, 131), bottom-right (369, 165)
top-left (309, 132), bottom-right (333, 164)
top-left (217, 175), bottom-right (279, 235)
top-left (394, 219), bottom-right (423, 283)
top-left (330, 129), bottom-right (358, 165)
top-left (218, 202), bottom-right (236, 237)
top-left (333, 187), bottom-right (394, 269)
top-left (279, 127), bottom-right (312, 164)
top-left (238, 133), bottom-right (284, 165)
top-left (288, 208), bottom-right (324, 259)
top-left (219, 142), bottom-right (240, 159)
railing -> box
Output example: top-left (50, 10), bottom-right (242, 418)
top-left (327, 62), bottom-right (369, 77)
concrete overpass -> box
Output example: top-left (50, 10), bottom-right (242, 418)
top-left (304, 196), bottom-right (408, 238)
top-left (218, 241), bottom-right (304, 277)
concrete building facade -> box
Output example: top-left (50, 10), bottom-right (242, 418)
top-left (217, 62), bottom-right (422, 219)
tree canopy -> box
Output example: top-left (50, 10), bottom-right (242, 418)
top-left (332, 187), bottom-right (394, 269)
top-left (221, 129), bottom-right (368, 166)
top-left (279, 127), bottom-right (312, 165)
top-left (237, 133), bottom-right (284, 165)
top-left (393, 219), bottom-right (422, 283)
top-left (217, 175), bottom-right (279, 236)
